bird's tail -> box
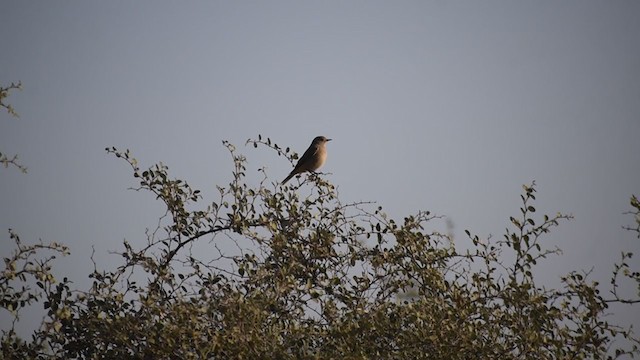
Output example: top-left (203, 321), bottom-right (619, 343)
top-left (281, 171), bottom-right (295, 185)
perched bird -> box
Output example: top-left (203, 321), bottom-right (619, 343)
top-left (281, 136), bottom-right (332, 185)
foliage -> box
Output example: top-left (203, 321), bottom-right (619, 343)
top-left (1, 231), bottom-right (69, 358)
top-left (1, 137), bottom-right (639, 359)
top-left (0, 82), bottom-right (21, 117)
top-left (0, 81), bottom-right (27, 173)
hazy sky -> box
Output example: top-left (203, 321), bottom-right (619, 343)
top-left (2, 2), bottom-right (639, 335)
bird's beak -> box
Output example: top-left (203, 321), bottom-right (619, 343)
top-left (327, 138), bottom-right (332, 142)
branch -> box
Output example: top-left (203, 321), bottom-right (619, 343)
top-left (0, 151), bottom-right (28, 173)
top-left (0, 81), bottom-right (22, 117)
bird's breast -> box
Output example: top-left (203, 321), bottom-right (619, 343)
top-left (312, 148), bottom-right (327, 170)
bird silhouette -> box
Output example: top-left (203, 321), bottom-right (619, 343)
top-left (281, 136), bottom-right (331, 185)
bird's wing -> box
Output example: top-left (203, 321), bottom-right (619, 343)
top-left (293, 145), bottom-right (318, 171)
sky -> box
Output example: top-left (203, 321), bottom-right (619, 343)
top-left (1, 1), bottom-right (639, 337)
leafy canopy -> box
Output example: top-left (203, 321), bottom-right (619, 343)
top-left (1, 136), bottom-right (639, 359)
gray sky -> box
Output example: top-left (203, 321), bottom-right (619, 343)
top-left (2, 1), bottom-right (639, 335)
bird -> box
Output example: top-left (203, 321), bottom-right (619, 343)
top-left (281, 136), bottom-right (332, 185)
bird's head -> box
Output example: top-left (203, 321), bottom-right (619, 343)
top-left (313, 136), bottom-right (332, 145)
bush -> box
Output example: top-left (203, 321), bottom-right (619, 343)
top-left (2, 137), bottom-right (639, 359)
